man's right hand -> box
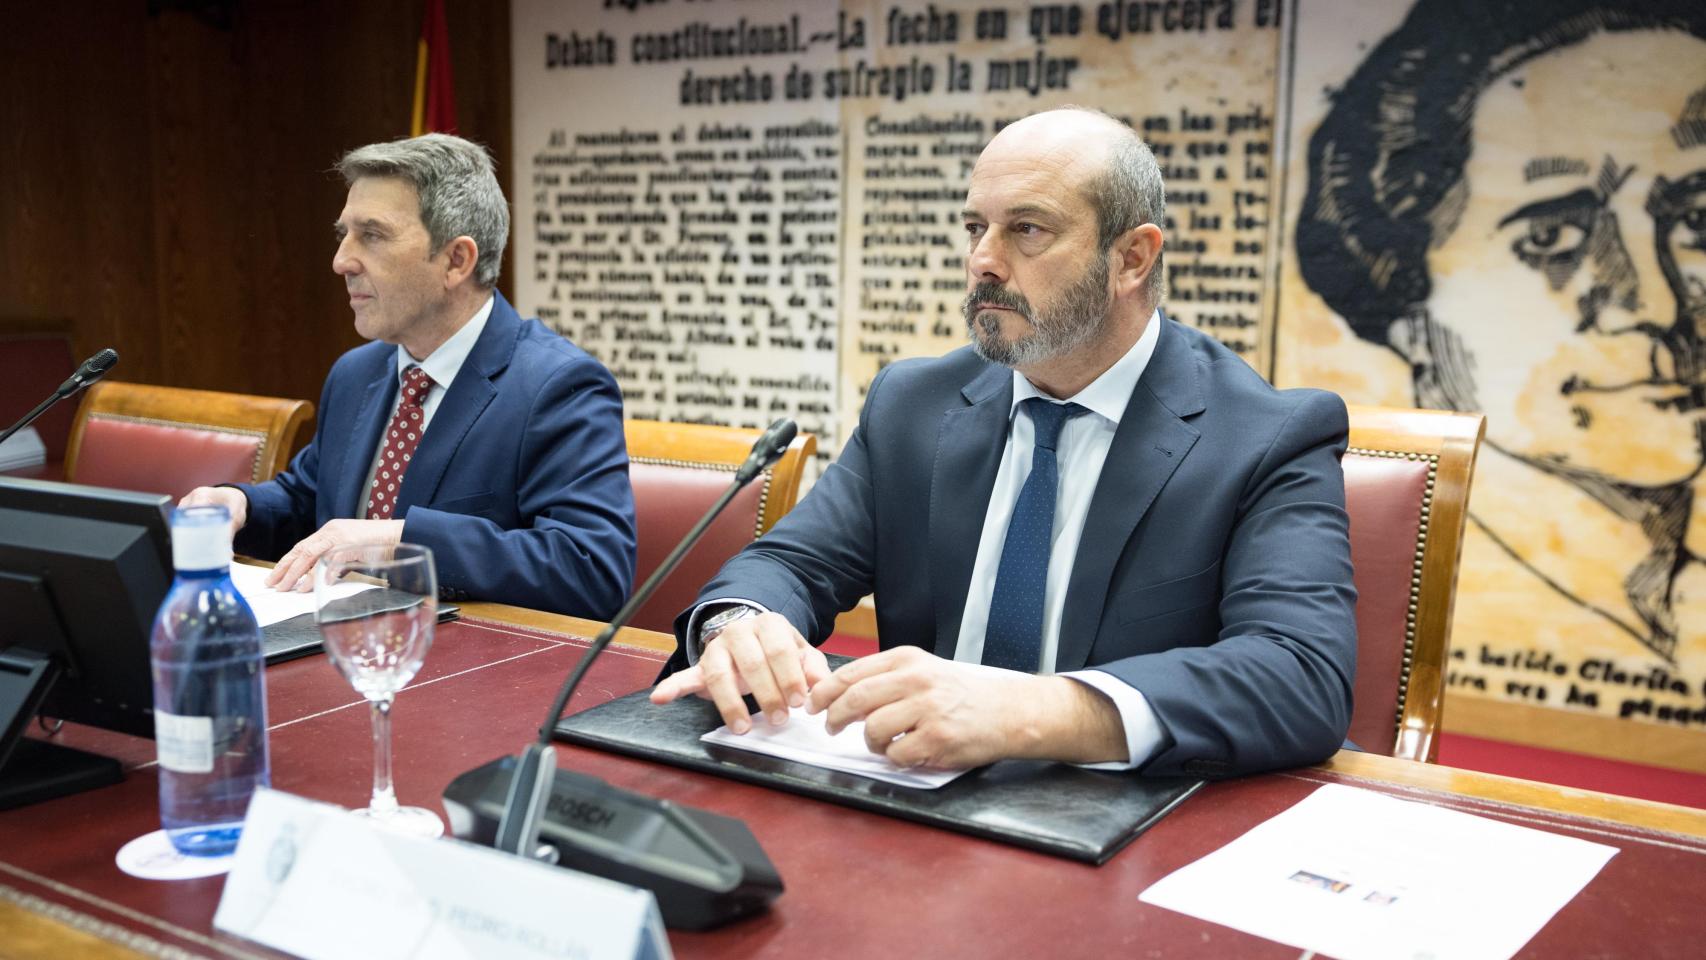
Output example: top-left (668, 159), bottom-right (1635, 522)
top-left (178, 485), bottom-right (248, 534)
top-left (649, 612), bottom-right (831, 734)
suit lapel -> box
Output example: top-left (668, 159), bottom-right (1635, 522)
top-left (336, 362), bottom-right (399, 520)
top-left (929, 364), bottom-right (1012, 658)
top-left (395, 295), bottom-right (518, 515)
top-left (1055, 315), bottom-right (1204, 671)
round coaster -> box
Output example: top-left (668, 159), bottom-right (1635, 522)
top-left (115, 830), bottom-right (234, 880)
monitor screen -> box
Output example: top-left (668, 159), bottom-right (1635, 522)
top-left (0, 477), bottom-right (172, 747)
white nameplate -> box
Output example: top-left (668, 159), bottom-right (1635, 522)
top-left (214, 788), bottom-right (671, 960)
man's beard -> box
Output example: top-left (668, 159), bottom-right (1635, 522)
top-left (962, 255), bottom-right (1113, 368)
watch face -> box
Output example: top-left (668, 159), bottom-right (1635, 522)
top-left (702, 606), bottom-right (756, 639)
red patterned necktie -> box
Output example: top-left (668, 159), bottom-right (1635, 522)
top-left (365, 365), bottom-right (434, 519)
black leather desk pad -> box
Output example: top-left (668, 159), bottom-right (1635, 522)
top-left (262, 603), bottom-right (459, 665)
top-left (554, 685), bottom-right (1203, 864)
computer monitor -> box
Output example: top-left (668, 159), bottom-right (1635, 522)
top-left (0, 477), bottom-right (173, 809)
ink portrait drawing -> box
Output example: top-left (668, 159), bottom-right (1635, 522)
top-left (1278, 0), bottom-right (1706, 737)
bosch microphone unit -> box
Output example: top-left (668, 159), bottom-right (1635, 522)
top-left (446, 419), bottom-right (797, 929)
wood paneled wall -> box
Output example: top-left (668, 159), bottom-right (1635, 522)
top-left (0, 0), bottom-right (512, 419)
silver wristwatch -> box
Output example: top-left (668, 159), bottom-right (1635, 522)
top-left (697, 604), bottom-right (759, 645)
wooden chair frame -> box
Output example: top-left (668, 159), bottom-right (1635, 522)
top-left (1347, 404), bottom-right (1485, 763)
top-left (65, 381), bottom-right (314, 485)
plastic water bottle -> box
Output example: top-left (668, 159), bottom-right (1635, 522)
top-left (149, 504), bottom-right (270, 856)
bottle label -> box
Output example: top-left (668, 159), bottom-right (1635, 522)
top-left (155, 711), bottom-right (215, 774)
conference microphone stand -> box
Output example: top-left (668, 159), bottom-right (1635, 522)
top-left (489, 417), bottom-right (799, 859)
top-left (0, 348), bottom-right (121, 448)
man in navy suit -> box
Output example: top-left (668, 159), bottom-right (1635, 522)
top-left (183, 134), bottom-right (635, 619)
top-left (653, 109), bottom-right (1356, 779)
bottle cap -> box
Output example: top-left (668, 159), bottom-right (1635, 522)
top-left (171, 506), bottom-right (234, 571)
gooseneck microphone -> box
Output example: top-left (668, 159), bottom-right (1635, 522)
top-left (0, 349), bottom-right (120, 447)
top-left (445, 419), bottom-right (797, 929)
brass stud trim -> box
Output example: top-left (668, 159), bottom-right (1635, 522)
top-left (86, 412), bottom-right (270, 482)
top-left (1347, 447), bottom-right (1440, 743)
top-left (628, 456), bottom-right (774, 540)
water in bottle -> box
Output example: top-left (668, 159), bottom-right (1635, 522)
top-left (149, 504), bottom-right (270, 856)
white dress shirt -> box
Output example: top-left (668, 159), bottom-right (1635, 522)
top-left (360, 295), bottom-right (494, 506)
top-left (954, 311), bottom-right (1165, 769)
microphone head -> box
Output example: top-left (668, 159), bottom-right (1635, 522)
top-left (762, 418), bottom-right (798, 458)
top-left (56, 348), bottom-right (122, 398)
top-left (735, 419), bottom-right (800, 483)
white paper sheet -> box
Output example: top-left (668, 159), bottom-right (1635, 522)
top-left (701, 706), bottom-right (970, 790)
top-left (0, 425), bottom-right (46, 471)
top-left (229, 562), bottom-right (372, 628)
top-left (1139, 783), bottom-right (1618, 960)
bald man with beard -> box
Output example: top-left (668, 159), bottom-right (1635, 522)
top-left (654, 108), bottom-right (1358, 780)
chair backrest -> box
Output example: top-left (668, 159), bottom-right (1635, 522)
top-left (0, 325), bottom-right (78, 461)
top-left (65, 381), bottom-right (315, 502)
top-left (1343, 404), bottom-right (1484, 763)
top-left (623, 420), bottom-right (817, 634)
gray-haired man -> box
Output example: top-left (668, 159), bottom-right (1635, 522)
top-left (183, 134), bottom-right (636, 618)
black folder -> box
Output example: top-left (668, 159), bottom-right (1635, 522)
top-left (261, 602), bottom-right (459, 665)
top-left (554, 685), bottom-right (1203, 864)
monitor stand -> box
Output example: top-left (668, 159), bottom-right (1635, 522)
top-left (0, 646), bottom-right (123, 810)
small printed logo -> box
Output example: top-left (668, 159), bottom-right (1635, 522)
top-left (266, 823), bottom-right (299, 885)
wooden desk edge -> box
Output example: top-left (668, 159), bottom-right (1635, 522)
top-left (0, 887), bottom-right (158, 960)
top-left (457, 600), bottom-right (679, 655)
top-left (1317, 749), bottom-right (1706, 840)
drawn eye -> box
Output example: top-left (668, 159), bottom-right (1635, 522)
top-left (1680, 205), bottom-right (1706, 251)
top-left (1511, 218), bottom-right (1588, 264)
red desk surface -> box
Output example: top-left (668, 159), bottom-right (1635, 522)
top-left (3, 612), bottom-right (1704, 959)
top-left (0, 460), bottom-right (65, 482)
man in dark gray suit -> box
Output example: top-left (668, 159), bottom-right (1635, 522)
top-left (653, 108), bottom-right (1357, 780)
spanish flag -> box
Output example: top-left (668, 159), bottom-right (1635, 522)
top-left (411, 0), bottom-right (457, 136)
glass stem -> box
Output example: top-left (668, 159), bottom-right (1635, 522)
top-left (368, 697), bottom-right (399, 817)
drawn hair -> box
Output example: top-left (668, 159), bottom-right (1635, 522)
top-left (1296, 0), bottom-right (1706, 343)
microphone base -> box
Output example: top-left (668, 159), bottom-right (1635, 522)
top-left (443, 756), bottom-right (783, 931)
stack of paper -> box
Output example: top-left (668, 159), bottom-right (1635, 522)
top-left (702, 706), bottom-right (970, 790)
top-left (229, 562), bottom-right (374, 628)
top-left (0, 425), bottom-right (46, 471)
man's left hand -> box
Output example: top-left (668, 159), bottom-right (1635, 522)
top-left (807, 646), bottom-right (1128, 769)
top-left (265, 519), bottom-right (406, 591)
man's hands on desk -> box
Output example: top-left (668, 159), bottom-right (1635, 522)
top-left (180, 486), bottom-right (404, 591)
top-left (650, 612), bottom-right (1128, 768)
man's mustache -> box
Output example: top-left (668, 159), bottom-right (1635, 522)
top-left (962, 282), bottom-right (1032, 321)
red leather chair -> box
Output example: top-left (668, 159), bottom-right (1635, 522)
top-left (64, 381), bottom-right (314, 502)
top-left (1343, 405), bottom-right (1484, 763)
top-left (623, 420), bottom-right (817, 635)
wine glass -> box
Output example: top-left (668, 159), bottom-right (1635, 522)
top-left (312, 542), bottom-right (442, 838)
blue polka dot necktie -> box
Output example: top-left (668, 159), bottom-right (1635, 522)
top-left (982, 398), bottom-right (1088, 672)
